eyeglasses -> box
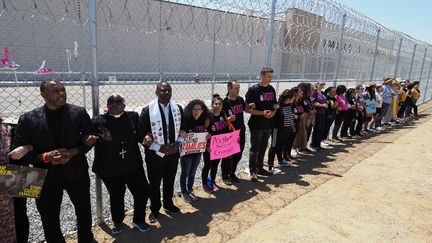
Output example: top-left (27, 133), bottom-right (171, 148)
top-left (107, 99), bottom-right (124, 105)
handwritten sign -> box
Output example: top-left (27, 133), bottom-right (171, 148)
top-left (210, 130), bottom-right (240, 160)
top-left (181, 132), bottom-right (208, 156)
top-left (0, 165), bottom-right (47, 199)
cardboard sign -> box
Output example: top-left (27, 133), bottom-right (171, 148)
top-left (0, 165), bottom-right (47, 198)
top-left (181, 132), bottom-right (208, 156)
top-left (210, 130), bottom-right (240, 160)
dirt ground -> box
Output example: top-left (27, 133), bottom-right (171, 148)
top-left (67, 102), bottom-right (432, 243)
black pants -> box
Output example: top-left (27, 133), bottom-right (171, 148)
top-left (146, 154), bottom-right (179, 215)
top-left (323, 112), bottom-right (335, 140)
top-left (202, 151), bottom-right (224, 184)
top-left (221, 128), bottom-right (245, 178)
top-left (340, 110), bottom-right (356, 137)
top-left (350, 110), bottom-right (364, 136)
top-left (397, 100), bottom-right (409, 118)
top-left (101, 168), bottom-right (149, 225)
top-left (249, 128), bottom-right (272, 173)
top-left (268, 127), bottom-right (294, 169)
top-left (13, 197), bottom-right (29, 243)
top-left (36, 171), bottom-right (93, 243)
top-left (332, 110), bottom-right (345, 139)
top-left (311, 112), bottom-right (326, 147)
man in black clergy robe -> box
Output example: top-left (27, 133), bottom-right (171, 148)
top-left (138, 81), bottom-right (186, 223)
top-left (91, 94), bottom-right (150, 234)
top-left (12, 80), bottom-right (96, 243)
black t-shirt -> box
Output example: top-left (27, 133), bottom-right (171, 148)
top-left (208, 111), bottom-right (229, 135)
top-left (184, 117), bottom-right (208, 133)
top-left (245, 84), bottom-right (277, 129)
top-left (45, 106), bottom-right (65, 147)
top-left (223, 96), bottom-right (246, 130)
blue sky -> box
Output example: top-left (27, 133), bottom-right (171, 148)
top-left (335, 0), bottom-right (432, 44)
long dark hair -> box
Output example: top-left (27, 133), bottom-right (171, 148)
top-left (184, 99), bottom-right (210, 122)
top-left (335, 85), bottom-right (347, 95)
top-left (324, 86), bottom-right (335, 97)
top-left (365, 86), bottom-right (376, 100)
top-left (226, 80), bottom-right (239, 97)
top-left (345, 88), bottom-right (356, 100)
top-left (298, 82), bottom-right (312, 97)
top-left (279, 89), bottom-right (295, 102)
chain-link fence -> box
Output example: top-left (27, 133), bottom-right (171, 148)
top-left (1, 0), bottom-right (432, 241)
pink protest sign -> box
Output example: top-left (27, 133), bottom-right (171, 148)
top-left (209, 130), bottom-right (240, 160)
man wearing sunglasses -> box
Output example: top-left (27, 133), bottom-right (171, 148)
top-left (91, 94), bottom-right (151, 234)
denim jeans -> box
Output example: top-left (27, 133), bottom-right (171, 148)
top-left (180, 153), bottom-right (201, 193)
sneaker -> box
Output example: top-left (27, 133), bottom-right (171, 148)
top-left (250, 172), bottom-right (259, 182)
top-left (149, 212), bottom-right (158, 223)
top-left (270, 167), bottom-right (282, 174)
top-left (321, 141), bottom-right (330, 146)
top-left (131, 221), bottom-right (151, 232)
top-left (280, 160), bottom-right (290, 167)
top-left (230, 174), bottom-right (241, 183)
top-left (164, 205), bottom-right (180, 215)
top-left (203, 184), bottom-right (213, 193)
top-left (111, 223), bottom-right (123, 235)
top-left (188, 192), bottom-right (198, 202)
top-left (257, 168), bottom-right (273, 176)
top-left (182, 192), bottom-right (192, 203)
top-left (291, 149), bottom-right (298, 158)
top-left (308, 146), bottom-right (317, 152)
top-left (212, 183), bottom-right (221, 192)
top-left (222, 177), bottom-right (233, 185)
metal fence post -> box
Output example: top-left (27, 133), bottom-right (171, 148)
top-left (248, 18), bottom-right (254, 82)
top-left (159, 1), bottom-right (164, 82)
top-left (333, 13), bottom-right (347, 87)
top-left (88, 0), bottom-right (102, 225)
top-left (77, 0), bottom-right (87, 108)
top-left (393, 38), bottom-right (403, 78)
top-left (424, 54), bottom-right (432, 102)
top-left (211, 13), bottom-right (217, 97)
top-left (418, 47), bottom-right (427, 82)
top-left (266, 0), bottom-right (277, 66)
top-left (408, 44), bottom-right (417, 80)
top-left (369, 28), bottom-right (381, 82)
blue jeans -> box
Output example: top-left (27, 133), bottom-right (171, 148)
top-left (180, 153), bottom-right (201, 193)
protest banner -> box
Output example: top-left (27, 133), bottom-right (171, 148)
top-left (181, 132), bottom-right (208, 156)
top-left (210, 130), bottom-right (240, 160)
top-left (0, 165), bottom-right (47, 199)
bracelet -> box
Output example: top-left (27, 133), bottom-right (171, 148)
top-left (41, 153), bottom-right (49, 163)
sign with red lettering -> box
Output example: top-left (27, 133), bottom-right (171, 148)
top-left (180, 132), bottom-right (208, 156)
top-left (209, 130), bottom-right (240, 160)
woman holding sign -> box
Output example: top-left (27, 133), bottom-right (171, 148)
top-left (202, 94), bottom-right (232, 193)
top-left (222, 80), bottom-right (248, 184)
top-left (180, 99), bottom-right (210, 203)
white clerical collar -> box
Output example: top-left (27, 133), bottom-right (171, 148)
top-left (159, 102), bottom-right (169, 108)
top-left (109, 112), bottom-right (124, 118)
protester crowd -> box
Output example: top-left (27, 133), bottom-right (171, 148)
top-left (0, 67), bottom-right (422, 242)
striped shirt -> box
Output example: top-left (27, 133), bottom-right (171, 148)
top-left (281, 105), bottom-right (294, 127)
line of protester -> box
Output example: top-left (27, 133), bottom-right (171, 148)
top-left (1, 68), bottom-right (422, 242)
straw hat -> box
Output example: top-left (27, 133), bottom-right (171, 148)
top-left (366, 81), bottom-right (377, 87)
